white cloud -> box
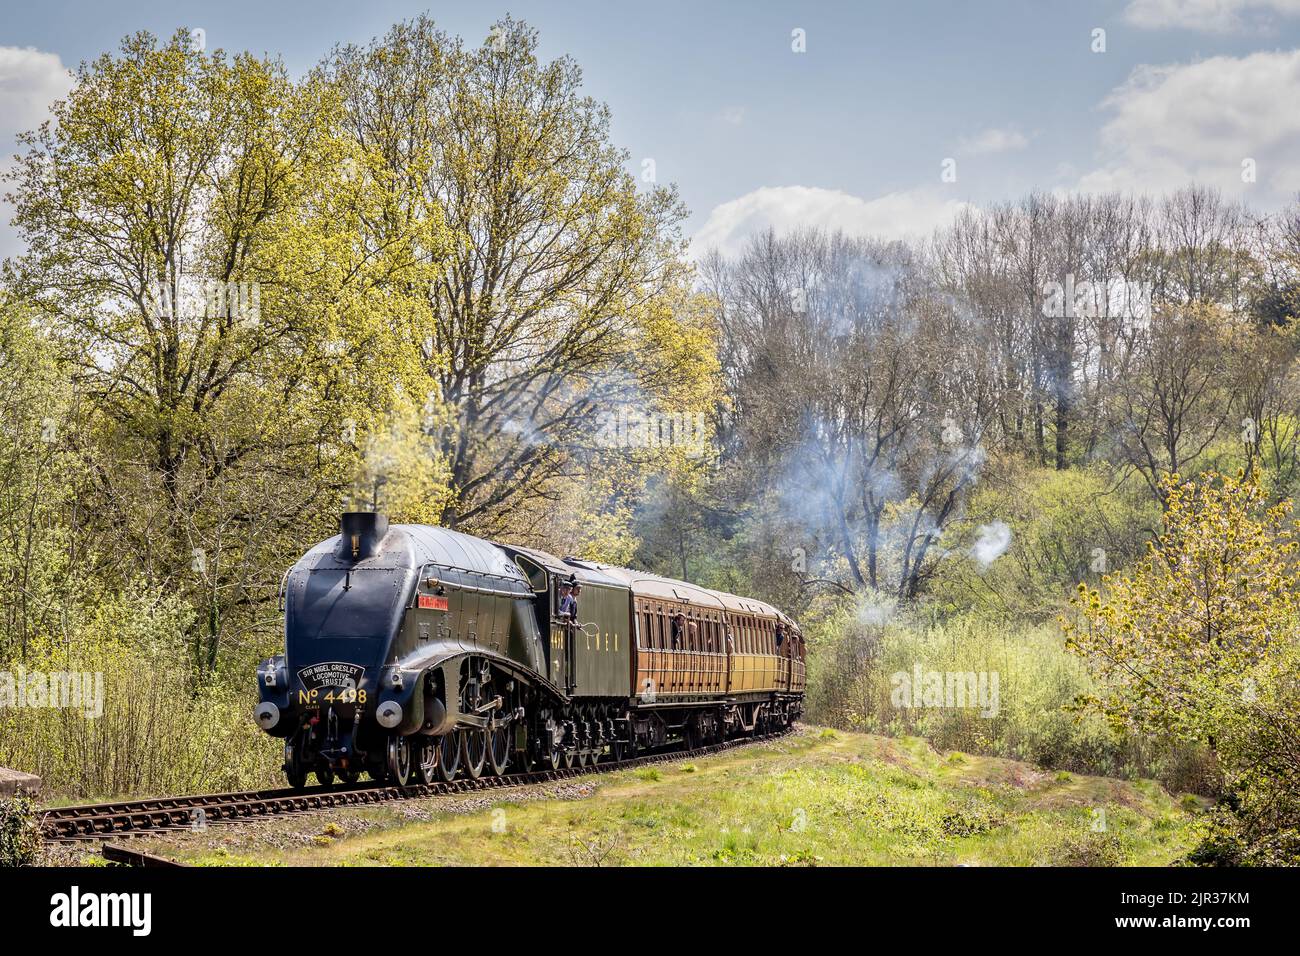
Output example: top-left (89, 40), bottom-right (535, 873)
top-left (957, 127), bottom-right (1029, 156)
top-left (1123, 0), bottom-right (1300, 33)
top-left (1076, 49), bottom-right (1300, 201)
top-left (0, 47), bottom-right (73, 261)
top-left (690, 185), bottom-right (969, 259)
top-left (0, 46), bottom-right (72, 141)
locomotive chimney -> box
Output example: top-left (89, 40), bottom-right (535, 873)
top-left (339, 511), bottom-right (389, 561)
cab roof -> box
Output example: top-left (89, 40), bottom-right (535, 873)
top-left (497, 543), bottom-right (628, 589)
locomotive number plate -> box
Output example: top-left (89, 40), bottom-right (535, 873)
top-left (296, 662), bottom-right (366, 707)
top-left (418, 595), bottom-right (449, 610)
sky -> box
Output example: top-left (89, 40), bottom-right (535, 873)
top-left (3, 0), bottom-right (1300, 260)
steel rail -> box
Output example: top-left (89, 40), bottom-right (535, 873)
top-left (41, 729), bottom-right (791, 843)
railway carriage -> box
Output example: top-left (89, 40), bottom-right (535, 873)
top-left (255, 512), bottom-right (804, 788)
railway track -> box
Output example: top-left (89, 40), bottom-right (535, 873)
top-left (41, 729), bottom-right (792, 843)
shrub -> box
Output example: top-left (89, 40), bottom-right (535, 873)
top-left (1066, 472), bottom-right (1300, 864)
top-left (0, 796), bottom-right (40, 867)
top-left (1053, 832), bottom-right (1125, 867)
top-left (802, 595), bottom-right (1212, 793)
top-left (0, 585), bottom-right (280, 798)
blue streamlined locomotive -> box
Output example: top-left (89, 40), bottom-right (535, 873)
top-left (255, 512), bottom-right (805, 787)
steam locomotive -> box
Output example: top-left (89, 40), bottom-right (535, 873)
top-left (254, 512), bottom-right (804, 787)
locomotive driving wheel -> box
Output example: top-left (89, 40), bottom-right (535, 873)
top-left (436, 731), bottom-right (461, 781)
top-left (387, 735), bottom-right (412, 786)
top-left (461, 727), bottom-right (488, 780)
top-left (487, 719), bottom-right (511, 776)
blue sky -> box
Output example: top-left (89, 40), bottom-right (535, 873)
top-left (4, 0), bottom-right (1300, 258)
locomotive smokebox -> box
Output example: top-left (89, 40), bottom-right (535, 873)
top-left (339, 511), bottom-right (389, 561)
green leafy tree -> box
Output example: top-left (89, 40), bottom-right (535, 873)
top-left (331, 17), bottom-right (694, 536)
top-left (2, 30), bottom-right (443, 671)
top-left (1064, 471), bottom-right (1300, 862)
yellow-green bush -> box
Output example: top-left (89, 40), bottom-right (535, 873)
top-left (804, 596), bottom-right (1214, 792)
top-left (0, 795), bottom-right (40, 866)
top-left (0, 586), bottom-right (278, 798)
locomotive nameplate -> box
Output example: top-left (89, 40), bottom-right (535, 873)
top-left (296, 661), bottom-right (365, 691)
top-left (418, 595), bottom-right (449, 610)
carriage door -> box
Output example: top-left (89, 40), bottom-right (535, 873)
top-left (548, 578), bottom-right (572, 693)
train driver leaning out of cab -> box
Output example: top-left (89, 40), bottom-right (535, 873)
top-left (557, 579), bottom-right (576, 622)
top-left (570, 580), bottom-right (583, 623)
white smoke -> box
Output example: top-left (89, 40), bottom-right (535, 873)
top-left (970, 520), bottom-right (1012, 567)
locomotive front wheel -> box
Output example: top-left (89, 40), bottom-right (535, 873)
top-left (436, 731), bottom-right (461, 782)
top-left (316, 765), bottom-right (335, 787)
top-left (414, 738), bottom-right (439, 785)
top-left (284, 740), bottom-right (307, 790)
top-left (461, 728), bottom-right (488, 780)
top-left (387, 736), bottom-right (412, 787)
top-left (488, 724), bottom-right (511, 776)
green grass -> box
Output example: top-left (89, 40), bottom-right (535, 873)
top-left (158, 726), bottom-right (1198, 867)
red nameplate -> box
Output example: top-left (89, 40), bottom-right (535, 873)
top-left (418, 595), bottom-right (449, 610)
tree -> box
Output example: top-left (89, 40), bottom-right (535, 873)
top-left (1106, 304), bottom-right (1241, 503)
top-left (2, 30), bottom-right (436, 671)
top-left (0, 297), bottom-right (81, 658)
top-left (1064, 471), bottom-right (1300, 862)
top-left (705, 228), bottom-right (998, 600)
top-left (331, 17), bottom-right (694, 536)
